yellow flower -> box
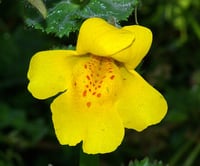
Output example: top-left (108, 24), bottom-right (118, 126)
top-left (27, 18), bottom-right (167, 154)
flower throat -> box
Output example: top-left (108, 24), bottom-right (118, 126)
top-left (72, 55), bottom-right (121, 109)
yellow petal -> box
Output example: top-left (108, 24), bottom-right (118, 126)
top-left (82, 106), bottom-right (124, 154)
top-left (112, 25), bottom-right (153, 69)
top-left (51, 91), bottom-right (85, 146)
top-left (117, 67), bottom-right (167, 131)
top-left (76, 17), bottom-right (135, 57)
top-left (27, 50), bottom-right (78, 99)
top-left (51, 90), bottom-right (124, 154)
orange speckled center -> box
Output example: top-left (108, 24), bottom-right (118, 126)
top-left (72, 55), bottom-right (121, 109)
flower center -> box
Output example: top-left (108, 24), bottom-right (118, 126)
top-left (72, 55), bottom-right (122, 109)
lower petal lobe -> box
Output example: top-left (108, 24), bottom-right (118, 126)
top-left (51, 90), bottom-right (124, 154)
top-left (117, 67), bottom-right (167, 131)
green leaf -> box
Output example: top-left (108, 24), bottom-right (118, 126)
top-left (45, 1), bottom-right (81, 37)
top-left (25, 0), bottom-right (138, 37)
top-left (79, 0), bottom-right (136, 21)
top-left (130, 158), bottom-right (164, 166)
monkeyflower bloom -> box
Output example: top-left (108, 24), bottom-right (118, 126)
top-left (27, 18), bottom-right (167, 154)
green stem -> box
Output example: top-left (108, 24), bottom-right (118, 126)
top-left (183, 142), bottom-right (200, 166)
top-left (79, 149), bottom-right (99, 166)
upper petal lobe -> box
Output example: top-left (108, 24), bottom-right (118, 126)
top-left (113, 25), bottom-right (153, 69)
top-left (76, 17), bottom-right (135, 57)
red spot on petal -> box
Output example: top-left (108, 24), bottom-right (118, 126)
top-left (92, 92), bottom-right (96, 95)
top-left (86, 75), bottom-right (90, 80)
top-left (110, 75), bottom-right (115, 80)
top-left (86, 102), bottom-right (91, 108)
top-left (83, 90), bottom-right (87, 97)
top-left (97, 93), bottom-right (101, 97)
top-left (84, 64), bottom-right (87, 69)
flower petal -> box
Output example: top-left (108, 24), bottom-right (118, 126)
top-left (51, 90), bottom-right (124, 154)
top-left (51, 91), bottom-right (85, 146)
top-left (27, 50), bottom-right (78, 99)
top-left (117, 67), bottom-right (167, 131)
top-left (112, 25), bottom-right (153, 69)
top-left (76, 17), bottom-right (135, 57)
top-left (82, 105), bottom-right (124, 154)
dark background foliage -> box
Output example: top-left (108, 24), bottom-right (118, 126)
top-left (0, 0), bottom-right (200, 165)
